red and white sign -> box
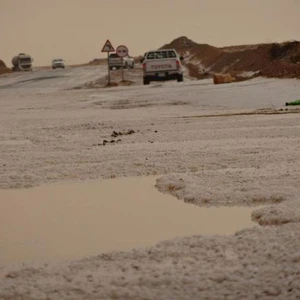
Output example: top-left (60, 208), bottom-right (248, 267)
top-left (116, 45), bottom-right (128, 57)
top-left (102, 40), bottom-right (115, 52)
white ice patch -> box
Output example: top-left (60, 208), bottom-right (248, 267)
top-left (155, 171), bottom-right (295, 207)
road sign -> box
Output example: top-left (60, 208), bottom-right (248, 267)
top-left (102, 40), bottom-right (115, 52)
top-left (116, 45), bottom-right (128, 57)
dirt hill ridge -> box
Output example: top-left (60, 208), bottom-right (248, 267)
top-left (161, 36), bottom-right (300, 79)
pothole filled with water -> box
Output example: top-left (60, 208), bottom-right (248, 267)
top-left (0, 176), bottom-right (257, 267)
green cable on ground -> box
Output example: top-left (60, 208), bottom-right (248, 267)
top-left (285, 100), bottom-right (300, 106)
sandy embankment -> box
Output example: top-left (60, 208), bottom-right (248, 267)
top-left (0, 68), bottom-right (300, 299)
top-left (0, 60), bottom-right (11, 76)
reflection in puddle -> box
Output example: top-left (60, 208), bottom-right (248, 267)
top-left (0, 176), bottom-right (256, 267)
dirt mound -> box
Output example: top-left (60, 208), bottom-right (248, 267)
top-left (104, 82), bottom-right (118, 88)
top-left (0, 60), bottom-right (11, 75)
top-left (88, 58), bottom-right (107, 66)
top-left (160, 37), bottom-right (300, 79)
top-left (118, 80), bottom-right (134, 86)
top-left (160, 37), bottom-right (221, 78)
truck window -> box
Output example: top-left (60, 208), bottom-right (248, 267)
top-left (20, 57), bottom-right (31, 62)
top-left (146, 51), bottom-right (177, 59)
top-left (147, 52), bottom-right (155, 59)
top-left (168, 51), bottom-right (176, 58)
top-left (161, 51), bottom-right (168, 59)
top-left (154, 52), bottom-right (162, 59)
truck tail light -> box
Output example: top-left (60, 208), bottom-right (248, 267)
top-left (142, 63), bottom-right (146, 70)
top-left (176, 60), bottom-right (180, 70)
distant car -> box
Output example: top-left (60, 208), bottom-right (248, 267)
top-left (123, 56), bottom-right (135, 69)
top-left (108, 53), bottom-right (134, 70)
top-left (52, 59), bottom-right (65, 69)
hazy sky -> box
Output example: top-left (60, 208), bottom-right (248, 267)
top-left (0, 0), bottom-right (299, 66)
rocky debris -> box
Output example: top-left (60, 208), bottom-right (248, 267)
top-left (93, 139), bottom-right (122, 146)
top-left (92, 129), bottom-right (136, 147)
top-left (261, 60), bottom-right (300, 78)
top-left (111, 129), bottom-right (135, 137)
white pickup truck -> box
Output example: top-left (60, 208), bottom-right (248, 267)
top-left (141, 49), bottom-right (184, 85)
top-left (108, 53), bottom-right (135, 70)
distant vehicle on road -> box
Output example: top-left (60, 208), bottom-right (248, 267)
top-left (12, 53), bottom-right (33, 71)
top-left (141, 49), bottom-right (183, 85)
top-left (108, 53), bottom-right (134, 70)
top-left (52, 59), bottom-right (65, 69)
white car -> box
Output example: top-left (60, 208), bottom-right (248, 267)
top-left (123, 56), bottom-right (135, 69)
top-left (52, 59), bottom-right (65, 69)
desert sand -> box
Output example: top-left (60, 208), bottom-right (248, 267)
top-left (0, 65), bottom-right (300, 299)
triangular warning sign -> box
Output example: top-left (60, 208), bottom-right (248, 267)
top-left (101, 39), bottom-right (115, 52)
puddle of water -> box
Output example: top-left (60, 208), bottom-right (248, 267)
top-left (0, 176), bottom-right (256, 268)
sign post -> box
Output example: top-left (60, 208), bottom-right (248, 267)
top-left (101, 39), bottom-right (115, 85)
top-left (116, 45), bottom-right (129, 82)
top-left (121, 57), bottom-right (124, 82)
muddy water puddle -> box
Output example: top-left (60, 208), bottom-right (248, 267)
top-left (0, 176), bottom-right (256, 268)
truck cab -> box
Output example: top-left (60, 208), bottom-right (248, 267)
top-left (142, 49), bottom-right (184, 85)
top-left (12, 54), bottom-right (33, 72)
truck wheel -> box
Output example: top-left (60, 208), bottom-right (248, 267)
top-left (177, 74), bottom-right (183, 82)
top-left (109, 67), bottom-right (113, 70)
top-left (143, 77), bottom-right (150, 85)
top-left (131, 63), bottom-right (135, 69)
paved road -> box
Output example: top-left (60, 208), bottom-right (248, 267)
top-left (0, 65), bottom-right (108, 91)
top-left (1, 65), bottom-right (300, 110)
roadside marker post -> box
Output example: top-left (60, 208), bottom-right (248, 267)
top-left (116, 45), bottom-right (129, 82)
top-left (101, 39), bottom-right (115, 85)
